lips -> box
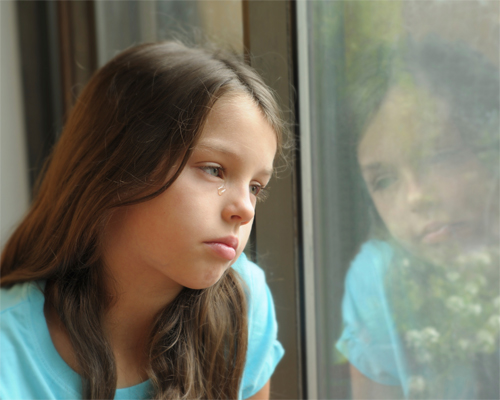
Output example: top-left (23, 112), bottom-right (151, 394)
top-left (420, 222), bottom-right (467, 244)
top-left (204, 236), bottom-right (239, 260)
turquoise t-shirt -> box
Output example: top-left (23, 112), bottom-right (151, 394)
top-left (0, 253), bottom-right (284, 399)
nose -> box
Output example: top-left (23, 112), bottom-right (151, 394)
top-left (404, 171), bottom-right (434, 213)
top-left (222, 185), bottom-right (255, 225)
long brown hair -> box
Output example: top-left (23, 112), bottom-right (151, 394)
top-left (1, 41), bottom-right (284, 399)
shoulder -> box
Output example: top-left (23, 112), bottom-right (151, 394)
top-left (232, 253), bottom-right (285, 399)
top-left (0, 282), bottom-right (35, 352)
top-left (0, 281), bottom-right (58, 398)
top-left (231, 253), bottom-right (277, 323)
top-left (350, 240), bottom-right (393, 271)
top-left (341, 239), bottom-right (395, 315)
top-left (231, 252), bottom-right (266, 285)
top-left (336, 240), bottom-right (404, 386)
top-left (231, 252), bottom-right (267, 300)
top-left (0, 281), bottom-right (46, 349)
top-left (0, 280), bottom-right (43, 315)
top-left (231, 252), bottom-right (274, 328)
top-left (345, 240), bottom-right (393, 288)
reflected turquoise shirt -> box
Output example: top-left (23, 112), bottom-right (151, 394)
top-left (336, 240), bottom-right (499, 399)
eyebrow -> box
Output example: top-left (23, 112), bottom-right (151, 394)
top-left (360, 162), bottom-right (385, 173)
top-left (195, 141), bottom-right (274, 177)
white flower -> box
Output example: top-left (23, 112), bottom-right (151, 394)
top-left (487, 315), bottom-right (500, 330)
top-left (466, 251), bottom-right (492, 266)
top-left (446, 296), bottom-right (464, 313)
top-left (406, 327), bottom-right (440, 350)
top-left (408, 376), bottom-right (426, 393)
top-left (421, 327), bottom-right (440, 344)
top-left (476, 330), bottom-right (495, 352)
top-left (494, 296), bottom-right (500, 308)
top-left (467, 304), bottom-right (482, 316)
top-left (456, 251), bottom-right (491, 266)
top-left (475, 251), bottom-right (492, 265)
top-left (465, 283), bottom-right (478, 296)
top-left (446, 271), bottom-right (460, 282)
top-left (455, 255), bottom-right (467, 266)
top-left (405, 330), bottom-right (422, 349)
top-left (416, 350), bottom-right (433, 363)
top-left (458, 339), bottom-right (469, 350)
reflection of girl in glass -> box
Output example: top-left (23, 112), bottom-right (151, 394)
top-left (337, 37), bottom-right (499, 399)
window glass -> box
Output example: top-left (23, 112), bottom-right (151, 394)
top-left (305, 1), bottom-right (500, 398)
top-left (94, 0), bottom-right (243, 66)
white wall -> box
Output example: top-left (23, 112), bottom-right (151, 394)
top-left (0, 1), bottom-right (30, 248)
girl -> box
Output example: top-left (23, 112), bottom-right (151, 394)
top-left (337, 37), bottom-right (499, 399)
top-left (0, 41), bottom-right (285, 399)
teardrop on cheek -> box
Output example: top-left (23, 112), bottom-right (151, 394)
top-left (218, 185), bottom-right (226, 196)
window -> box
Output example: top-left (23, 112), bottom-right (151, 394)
top-left (298, 1), bottom-right (500, 398)
top-left (8, 1), bottom-right (301, 398)
top-left (6, 1), bottom-right (499, 398)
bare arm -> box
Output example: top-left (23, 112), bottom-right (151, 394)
top-left (246, 380), bottom-right (270, 400)
top-left (350, 365), bottom-right (404, 400)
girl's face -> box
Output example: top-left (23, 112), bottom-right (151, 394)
top-left (104, 94), bottom-right (277, 291)
top-left (358, 86), bottom-right (498, 263)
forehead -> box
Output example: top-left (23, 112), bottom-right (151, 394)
top-left (358, 86), bottom-right (461, 165)
top-left (196, 94), bottom-right (277, 166)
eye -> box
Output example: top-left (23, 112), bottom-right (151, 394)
top-left (250, 184), bottom-right (270, 202)
top-left (250, 184), bottom-right (261, 196)
top-left (200, 165), bottom-right (224, 179)
top-left (370, 174), bottom-right (396, 192)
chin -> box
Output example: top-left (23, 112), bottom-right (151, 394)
top-left (183, 267), bottom-right (229, 290)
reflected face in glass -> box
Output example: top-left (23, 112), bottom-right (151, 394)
top-left (358, 86), bottom-right (497, 262)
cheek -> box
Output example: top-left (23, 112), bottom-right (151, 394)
top-left (239, 221), bottom-right (254, 249)
top-left (125, 204), bottom-right (167, 250)
top-left (104, 204), bottom-right (162, 265)
top-left (434, 162), bottom-right (491, 216)
top-left (123, 190), bottom-right (187, 247)
top-left (373, 197), bottom-right (412, 240)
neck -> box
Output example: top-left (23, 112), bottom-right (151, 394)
top-left (45, 254), bottom-right (183, 389)
top-left (101, 254), bottom-right (183, 388)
